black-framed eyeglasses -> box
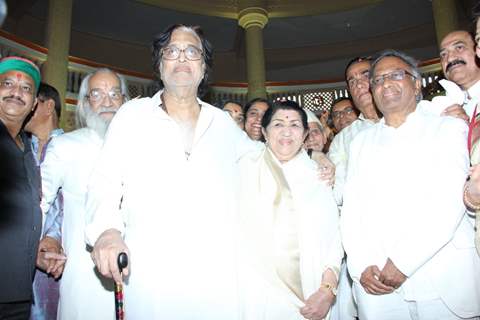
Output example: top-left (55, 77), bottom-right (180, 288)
top-left (332, 106), bottom-right (356, 119)
top-left (87, 88), bottom-right (124, 103)
top-left (370, 69), bottom-right (417, 87)
top-left (161, 45), bottom-right (203, 61)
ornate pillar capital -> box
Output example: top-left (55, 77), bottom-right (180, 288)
top-left (238, 7), bottom-right (269, 29)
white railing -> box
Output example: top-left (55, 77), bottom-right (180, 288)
top-left (0, 30), bottom-right (157, 102)
top-left (209, 60), bottom-right (443, 113)
top-left (0, 29), bottom-right (443, 115)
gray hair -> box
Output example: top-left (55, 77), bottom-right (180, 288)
top-left (75, 68), bottom-right (130, 128)
top-left (370, 49), bottom-right (423, 102)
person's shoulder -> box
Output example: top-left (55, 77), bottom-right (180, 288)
top-left (202, 101), bottom-right (229, 119)
top-left (418, 107), bottom-right (467, 132)
top-left (53, 127), bottom-right (90, 142)
top-left (353, 120), bottom-right (377, 139)
top-left (348, 122), bottom-right (378, 151)
top-left (238, 144), bottom-right (266, 164)
top-left (298, 150), bottom-right (319, 171)
top-left (45, 128), bottom-right (92, 155)
top-left (117, 95), bottom-right (158, 116)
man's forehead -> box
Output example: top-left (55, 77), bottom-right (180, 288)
top-left (373, 56), bottom-right (410, 74)
top-left (89, 72), bottom-right (120, 89)
top-left (346, 61), bottom-right (370, 77)
top-left (0, 70), bottom-right (34, 83)
top-left (308, 121), bottom-right (321, 129)
top-left (170, 28), bottom-right (201, 46)
top-left (333, 100), bottom-right (353, 111)
top-left (441, 31), bottom-right (474, 49)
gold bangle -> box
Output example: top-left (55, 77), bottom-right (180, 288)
top-left (320, 282), bottom-right (337, 296)
top-left (464, 185), bottom-right (480, 211)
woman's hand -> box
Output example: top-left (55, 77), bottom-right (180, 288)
top-left (91, 229), bottom-right (130, 283)
top-left (299, 287), bottom-right (335, 320)
top-left (311, 151), bottom-right (335, 186)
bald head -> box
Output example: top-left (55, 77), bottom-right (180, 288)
top-left (439, 30), bottom-right (480, 90)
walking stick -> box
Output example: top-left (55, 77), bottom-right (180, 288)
top-left (115, 252), bottom-right (128, 320)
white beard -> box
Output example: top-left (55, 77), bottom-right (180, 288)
top-left (84, 105), bottom-right (113, 138)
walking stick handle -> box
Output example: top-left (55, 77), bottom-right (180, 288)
top-left (117, 252), bottom-right (128, 272)
top-left (115, 252), bottom-right (128, 320)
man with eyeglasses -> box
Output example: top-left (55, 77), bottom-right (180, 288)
top-left (328, 56), bottom-right (381, 207)
top-left (327, 56), bottom-right (380, 320)
top-left (39, 68), bottom-right (129, 320)
top-left (341, 49), bottom-right (480, 320)
top-left (83, 24), bottom-right (268, 320)
top-left (329, 97), bottom-right (359, 133)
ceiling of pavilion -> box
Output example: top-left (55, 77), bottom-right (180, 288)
top-left (3, 0), bottom-right (475, 81)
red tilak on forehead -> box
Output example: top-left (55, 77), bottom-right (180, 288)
top-left (15, 73), bottom-right (23, 80)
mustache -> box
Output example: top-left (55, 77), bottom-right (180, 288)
top-left (97, 107), bottom-right (117, 115)
top-left (446, 59), bottom-right (466, 72)
top-left (3, 95), bottom-right (25, 105)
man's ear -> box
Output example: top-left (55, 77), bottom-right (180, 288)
top-left (45, 99), bottom-right (55, 115)
top-left (415, 78), bottom-right (422, 97)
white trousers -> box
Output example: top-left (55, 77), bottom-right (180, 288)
top-left (352, 282), bottom-right (479, 320)
top-left (329, 261), bottom-right (357, 320)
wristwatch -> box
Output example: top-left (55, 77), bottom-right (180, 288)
top-left (320, 282), bottom-right (337, 296)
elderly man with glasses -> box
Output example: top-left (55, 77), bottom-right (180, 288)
top-left (84, 23), bottom-right (263, 320)
top-left (341, 49), bottom-right (480, 320)
top-left (39, 68), bottom-right (129, 320)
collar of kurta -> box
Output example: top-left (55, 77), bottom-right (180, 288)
top-left (155, 90), bottom-right (214, 151)
top-left (378, 107), bottom-right (421, 130)
top-left (467, 79), bottom-right (480, 101)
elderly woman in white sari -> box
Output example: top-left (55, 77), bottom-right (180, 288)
top-left (239, 101), bottom-right (343, 320)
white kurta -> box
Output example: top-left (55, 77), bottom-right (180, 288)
top-left (85, 92), bottom-right (257, 319)
top-left (327, 115), bottom-right (375, 205)
top-left (41, 128), bottom-right (115, 320)
top-left (238, 147), bottom-right (343, 320)
top-left (341, 108), bottom-right (480, 318)
top-left (465, 79), bottom-right (480, 120)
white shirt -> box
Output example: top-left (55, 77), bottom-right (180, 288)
top-left (327, 115), bottom-right (376, 205)
top-left (85, 91), bottom-right (258, 319)
top-left (41, 128), bottom-right (114, 320)
top-left (341, 107), bottom-right (480, 317)
top-left (465, 79), bottom-right (480, 119)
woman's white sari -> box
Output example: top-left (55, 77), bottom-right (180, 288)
top-left (238, 147), bottom-right (343, 320)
